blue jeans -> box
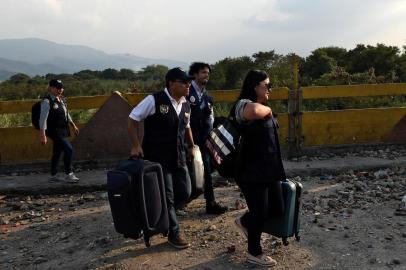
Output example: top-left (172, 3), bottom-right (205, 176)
top-left (50, 136), bottom-right (73, 175)
top-left (163, 165), bottom-right (191, 238)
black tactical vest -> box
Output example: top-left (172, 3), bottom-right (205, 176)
top-left (240, 116), bottom-right (286, 183)
top-left (187, 84), bottom-right (213, 146)
top-left (45, 94), bottom-right (70, 138)
top-left (143, 91), bottom-right (190, 171)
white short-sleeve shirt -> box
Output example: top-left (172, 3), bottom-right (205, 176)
top-left (235, 99), bottom-right (252, 124)
top-left (129, 88), bottom-right (190, 127)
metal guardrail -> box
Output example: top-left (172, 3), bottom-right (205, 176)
top-left (0, 84), bottom-right (405, 163)
top-left (0, 88), bottom-right (290, 114)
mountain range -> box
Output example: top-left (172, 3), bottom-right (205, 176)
top-left (0, 38), bottom-right (188, 80)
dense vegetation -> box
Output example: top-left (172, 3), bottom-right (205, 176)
top-left (1, 43), bottom-right (406, 101)
top-left (1, 43), bottom-right (405, 127)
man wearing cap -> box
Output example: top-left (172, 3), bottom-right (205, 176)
top-left (128, 67), bottom-right (195, 249)
top-left (39, 79), bottom-right (80, 183)
top-left (187, 62), bottom-right (228, 215)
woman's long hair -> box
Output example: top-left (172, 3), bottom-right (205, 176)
top-left (237, 70), bottom-right (268, 102)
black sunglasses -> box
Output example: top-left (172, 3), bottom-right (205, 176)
top-left (174, 79), bottom-right (191, 85)
top-left (259, 82), bottom-right (272, 90)
top-left (266, 83), bottom-right (273, 90)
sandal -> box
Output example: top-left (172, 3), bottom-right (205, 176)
top-left (247, 253), bottom-right (277, 267)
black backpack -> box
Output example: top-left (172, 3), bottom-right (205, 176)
top-left (31, 96), bottom-right (52, 130)
top-left (205, 104), bottom-right (243, 179)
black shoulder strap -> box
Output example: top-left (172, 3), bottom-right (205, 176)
top-left (228, 101), bottom-right (246, 135)
top-left (42, 94), bottom-right (53, 105)
top-left (228, 102), bottom-right (238, 123)
top-left (61, 96), bottom-right (67, 106)
top-left (206, 94), bottom-right (214, 104)
top-left (182, 99), bottom-right (191, 113)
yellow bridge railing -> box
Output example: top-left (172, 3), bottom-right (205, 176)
top-left (0, 84), bottom-right (405, 164)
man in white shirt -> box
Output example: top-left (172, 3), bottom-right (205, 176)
top-left (128, 68), bottom-right (195, 249)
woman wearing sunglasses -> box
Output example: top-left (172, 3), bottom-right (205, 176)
top-left (233, 70), bottom-right (286, 267)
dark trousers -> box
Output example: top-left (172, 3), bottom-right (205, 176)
top-left (199, 143), bottom-right (215, 204)
top-left (239, 182), bottom-right (284, 256)
top-left (50, 136), bottom-right (73, 175)
top-left (163, 165), bottom-right (191, 238)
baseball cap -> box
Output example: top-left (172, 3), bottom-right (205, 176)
top-left (49, 79), bottom-right (64, 89)
top-left (165, 68), bottom-right (194, 82)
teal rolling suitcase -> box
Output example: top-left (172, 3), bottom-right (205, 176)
top-left (262, 179), bottom-right (302, 245)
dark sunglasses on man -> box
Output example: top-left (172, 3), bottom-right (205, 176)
top-left (174, 79), bottom-right (191, 85)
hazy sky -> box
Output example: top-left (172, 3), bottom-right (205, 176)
top-left (1, 0), bottom-right (405, 63)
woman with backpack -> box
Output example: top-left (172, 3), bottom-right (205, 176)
top-left (233, 70), bottom-right (286, 267)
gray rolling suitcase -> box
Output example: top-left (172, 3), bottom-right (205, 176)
top-left (262, 179), bottom-right (302, 245)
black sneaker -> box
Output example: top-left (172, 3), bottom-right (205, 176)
top-left (168, 235), bottom-right (190, 249)
top-left (48, 174), bottom-right (63, 183)
top-left (206, 202), bottom-right (228, 215)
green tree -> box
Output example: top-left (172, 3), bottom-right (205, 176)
top-left (207, 64), bottom-right (226, 90)
top-left (8, 73), bottom-right (31, 84)
top-left (268, 53), bottom-right (304, 88)
top-left (302, 48), bottom-right (338, 80)
top-left (101, 68), bottom-right (120, 80)
top-left (395, 46), bottom-right (406, 82)
top-left (28, 75), bottom-right (46, 85)
top-left (118, 68), bottom-right (136, 80)
top-left (135, 65), bottom-right (168, 81)
top-left (252, 50), bottom-right (280, 69)
top-left (208, 56), bottom-right (254, 90)
top-left (346, 43), bottom-right (399, 77)
top-left (74, 70), bottom-right (100, 80)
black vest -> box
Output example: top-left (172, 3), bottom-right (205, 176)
top-left (240, 116), bottom-right (286, 183)
top-left (143, 91), bottom-right (190, 170)
top-left (187, 84), bottom-right (213, 146)
top-left (45, 94), bottom-right (70, 138)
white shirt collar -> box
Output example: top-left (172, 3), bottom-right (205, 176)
top-left (192, 80), bottom-right (205, 93)
top-left (164, 88), bottom-right (187, 104)
top-left (48, 93), bottom-right (64, 103)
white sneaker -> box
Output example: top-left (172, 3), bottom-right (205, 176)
top-left (247, 253), bottom-right (277, 267)
top-left (65, 172), bottom-right (79, 183)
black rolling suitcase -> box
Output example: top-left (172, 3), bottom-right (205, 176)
top-left (262, 179), bottom-right (303, 246)
top-left (107, 157), bottom-right (169, 247)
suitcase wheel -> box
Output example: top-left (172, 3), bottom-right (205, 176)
top-left (282, 237), bottom-right (289, 246)
top-left (295, 233), bottom-right (301, 242)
